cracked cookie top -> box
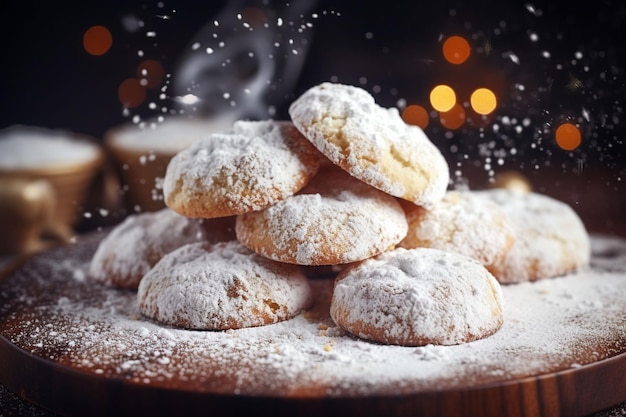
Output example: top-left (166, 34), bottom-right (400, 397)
top-left (289, 82), bottom-right (449, 209)
top-left (163, 120), bottom-right (322, 218)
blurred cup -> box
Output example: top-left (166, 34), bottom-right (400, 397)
top-left (0, 125), bottom-right (104, 254)
top-left (0, 177), bottom-right (56, 254)
top-left (104, 116), bottom-right (235, 214)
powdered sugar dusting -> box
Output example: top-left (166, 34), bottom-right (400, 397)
top-left (288, 82), bottom-right (450, 208)
top-left (236, 167), bottom-right (408, 265)
top-left (330, 247), bottom-right (503, 346)
top-left (399, 191), bottom-right (515, 269)
top-left (478, 188), bottom-right (591, 283)
top-left (88, 208), bottom-right (216, 288)
top-left (0, 232), bottom-right (624, 398)
top-left (137, 241), bottom-right (312, 330)
top-left (255, 193), bottom-right (405, 264)
top-left (163, 119), bottom-right (320, 217)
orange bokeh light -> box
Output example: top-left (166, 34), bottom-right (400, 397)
top-left (83, 25), bottom-right (112, 56)
top-left (555, 122), bottom-right (582, 151)
top-left (470, 88), bottom-right (497, 115)
top-left (402, 104), bottom-right (429, 129)
top-left (430, 85), bottom-right (456, 112)
top-left (439, 103), bottom-right (466, 130)
top-left (118, 78), bottom-right (146, 108)
top-left (136, 59), bottom-right (165, 89)
top-left (442, 36), bottom-right (470, 65)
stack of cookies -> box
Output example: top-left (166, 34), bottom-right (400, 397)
top-left (88, 82), bottom-right (591, 347)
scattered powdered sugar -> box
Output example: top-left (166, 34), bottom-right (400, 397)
top-left (0, 125), bottom-right (100, 170)
top-left (0, 232), bottom-right (625, 398)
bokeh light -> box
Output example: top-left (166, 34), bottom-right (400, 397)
top-left (136, 59), bottom-right (165, 89)
top-left (439, 103), bottom-right (466, 130)
top-left (555, 122), bottom-right (582, 151)
top-left (491, 171), bottom-right (532, 193)
top-left (442, 35), bottom-right (470, 64)
top-left (118, 78), bottom-right (146, 108)
top-left (470, 88), bottom-right (497, 115)
top-left (83, 25), bottom-right (112, 56)
top-left (402, 104), bottom-right (429, 129)
top-left (430, 84), bottom-right (456, 112)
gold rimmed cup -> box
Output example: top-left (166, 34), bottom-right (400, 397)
top-left (0, 125), bottom-right (104, 254)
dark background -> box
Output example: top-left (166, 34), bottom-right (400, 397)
top-left (2, 1), bottom-right (624, 136)
top-left (1, 0), bottom-right (625, 232)
top-left (1, 3), bottom-right (626, 414)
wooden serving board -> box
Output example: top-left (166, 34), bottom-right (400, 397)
top-left (1, 230), bottom-right (625, 417)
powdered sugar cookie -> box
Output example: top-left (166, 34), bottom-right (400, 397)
top-left (398, 190), bottom-right (515, 273)
top-left (88, 208), bottom-right (236, 289)
top-left (330, 247), bottom-right (504, 346)
top-left (236, 165), bottom-right (408, 266)
top-left (163, 119), bottom-right (321, 218)
top-left (289, 82), bottom-right (449, 208)
top-left (477, 188), bottom-right (591, 284)
top-left (137, 241), bottom-right (312, 330)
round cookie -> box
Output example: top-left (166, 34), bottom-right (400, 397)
top-left (137, 241), bottom-right (313, 330)
top-left (330, 247), bottom-right (504, 347)
top-left (288, 82), bottom-right (449, 209)
top-left (477, 188), bottom-right (591, 284)
top-left (398, 190), bottom-right (516, 273)
top-left (88, 208), bottom-right (236, 289)
top-left (163, 119), bottom-right (321, 218)
top-left (236, 165), bottom-right (408, 266)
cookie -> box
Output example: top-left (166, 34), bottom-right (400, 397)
top-left (398, 190), bottom-right (515, 273)
top-left (88, 208), bottom-right (235, 289)
top-left (330, 247), bottom-right (504, 346)
top-left (289, 82), bottom-right (449, 208)
top-left (137, 240), bottom-right (312, 330)
top-left (235, 165), bottom-right (408, 265)
top-left (163, 119), bottom-right (321, 218)
top-left (477, 188), bottom-right (591, 283)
